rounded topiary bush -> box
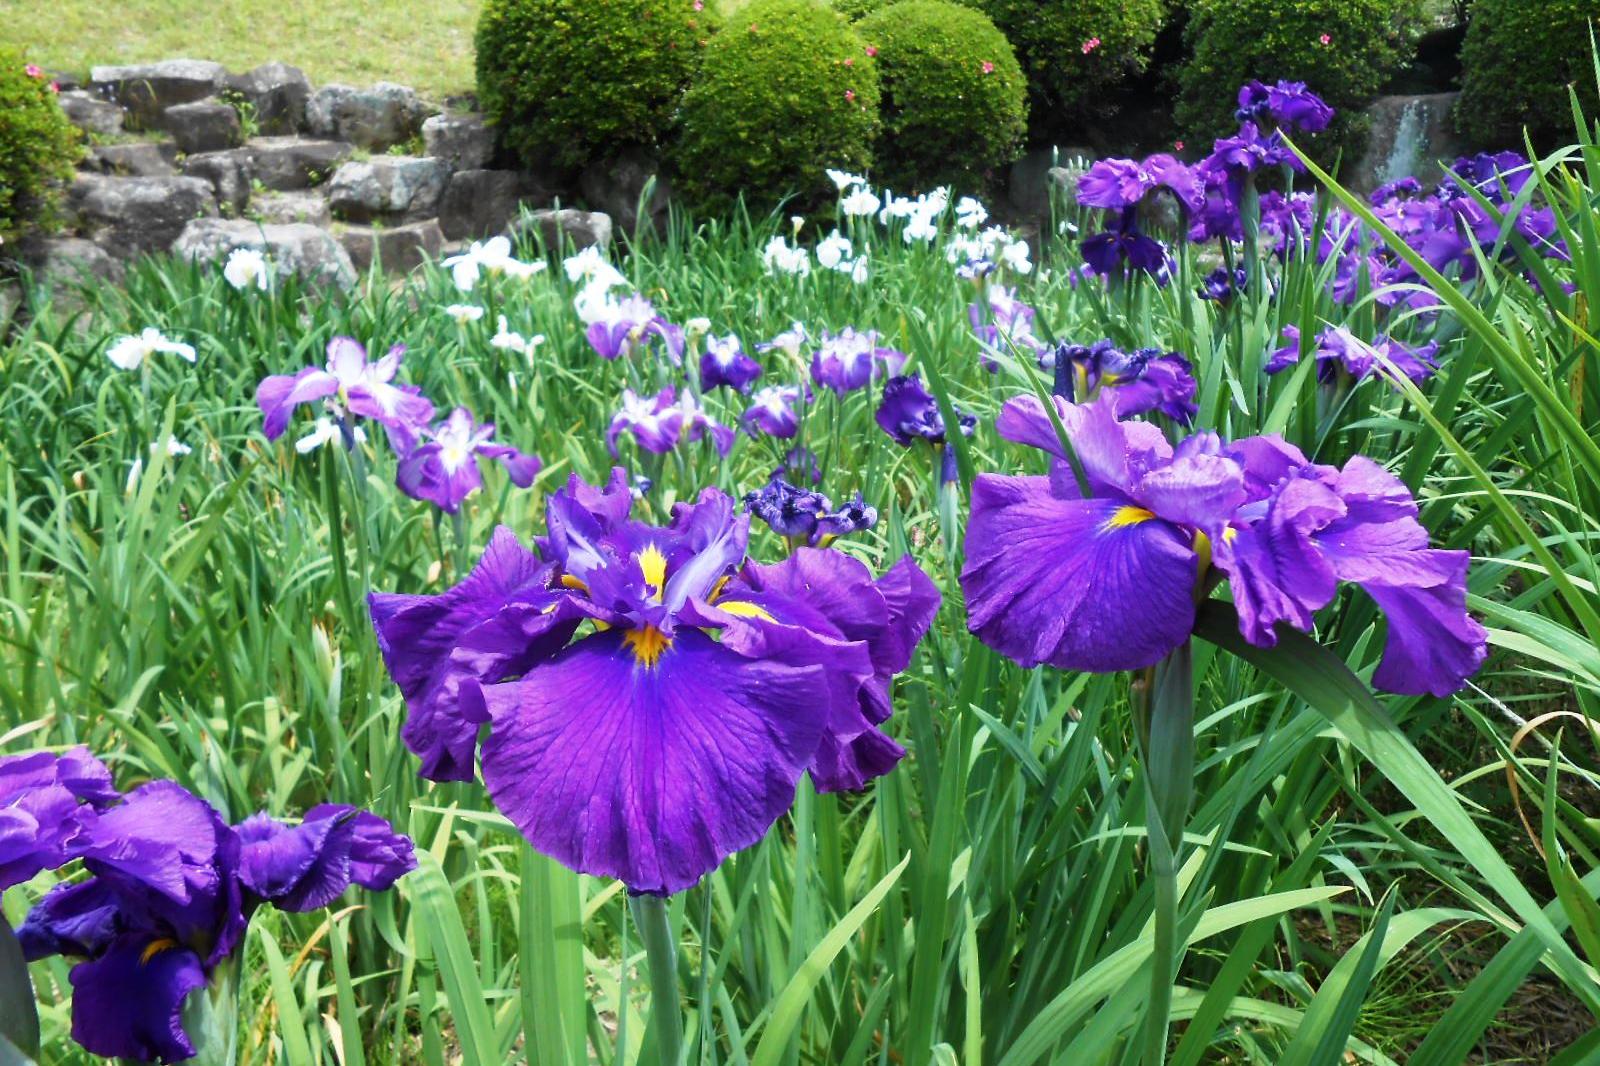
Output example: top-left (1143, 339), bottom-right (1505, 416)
top-left (475, 0), bottom-right (716, 173)
top-left (1176, 0), bottom-right (1421, 158)
top-left (856, 0), bottom-right (1026, 190)
top-left (1456, 0), bottom-right (1600, 148)
top-left (952, 0), bottom-right (1164, 128)
top-left (0, 52), bottom-right (80, 241)
top-left (673, 0), bottom-right (879, 215)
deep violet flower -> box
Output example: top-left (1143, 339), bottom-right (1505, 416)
top-left (874, 373), bottom-right (975, 447)
top-left (1080, 208), bottom-right (1173, 283)
top-left (744, 477), bottom-right (878, 546)
top-left (1266, 324), bottom-right (1439, 384)
top-left (700, 333), bottom-right (763, 392)
top-left (396, 407), bottom-right (542, 514)
top-left (1234, 80), bottom-right (1334, 134)
top-left (0, 748), bottom-right (118, 891)
top-left (368, 471), bottom-right (939, 893)
top-left (742, 384), bottom-right (807, 439)
top-left (960, 395), bottom-right (1485, 695)
top-left (1051, 340), bottom-right (1198, 425)
top-left (1198, 266), bottom-right (1247, 304)
top-left (255, 336), bottom-right (435, 451)
top-left (810, 328), bottom-right (908, 394)
top-left (11, 770), bottom-right (412, 1064)
top-left (607, 387), bottom-right (735, 458)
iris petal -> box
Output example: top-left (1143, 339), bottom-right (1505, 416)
top-left (68, 934), bottom-right (206, 1064)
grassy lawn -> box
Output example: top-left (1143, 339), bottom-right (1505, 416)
top-left (1, 0), bottom-right (481, 99)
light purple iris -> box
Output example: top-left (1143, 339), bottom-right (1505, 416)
top-left (9, 762), bottom-right (413, 1064)
top-left (742, 384), bottom-right (806, 439)
top-left (961, 395), bottom-right (1486, 695)
top-left (368, 470), bottom-right (939, 894)
top-left (0, 748), bottom-right (118, 891)
top-left (1051, 340), bottom-right (1198, 424)
top-left (1234, 80), bottom-right (1334, 134)
top-left (700, 333), bottom-right (763, 392)
top-left (585, 293), bottom-right (686, 363)
top-left (970, 287), bottom-right (1049, 370)
top-left (255, 336), bottom-right (435, 450)
top-left (809, 328), bottom-right (907, 395)
top-left (1076, 155), bottom-right (1205, 214)
top-left (396, 406), bottom-right (542, 514)
top-left (1266, 324), bottom-right (1439, 384)
top-left (607, 387), bottom-right (736, 459)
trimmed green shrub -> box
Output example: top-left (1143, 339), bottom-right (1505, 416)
top-left (856, 0), bottom-right (1026, 190)
top-left (831, 0), bottom-right (888, 20)
top-left (953, 0), bottom-right (1164, 126)
top-left (673, 0), bottom-right (879, 214)
top-left (475, 0), bottom-right (716, 172)
top-left (0, 51), bottom-right (80, 241)
top-left (1456, 0), bottom-right (1600, 148)
top-left (1176, 0), bottom-right (1422, 158)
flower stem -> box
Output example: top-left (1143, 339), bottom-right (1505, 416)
top-left (629, 893), bottom-right (683, 1066)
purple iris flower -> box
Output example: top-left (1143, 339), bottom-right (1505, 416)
top-left (875, 373), bottom-right (975, 447)
top-left (607, 387), bottom-right (736, 459)
top-left (396, 407), bottom-right (542, 514)
top-left (1052, 340), bottom-right (1198, 425)
top-left (1081, 208), bottom-right (1173, 283)
top-left (744, 478), bottom-right (879, 546)
top-left (256, 337), bottom-right (435, 450)
top-left (775, 445), bottom-right (823, 484)
top-left (742, 384), bottom-right (807, 439)
top-left (810, 328), bottom-right (908, 395)
top-left (970, 287), bottom-right (1049, 371)
top-left (1076, 155), bottom-right (1205, 214)
top-left (1235, 80), bottom-right (1335, 133)
top-left (368, 470), bottom-right (939, 893)
top-left (961, 395), bottom-right (1486, 695)
top-left (1266, 324), bottom-right (1439, 385)
top-left (1440, 150), bottom-right (1535, 206)
top-left (585, 293), bottom-right (686, 364)
top-left (1198, 266), bottom-right (1247, 304)
top-left (1207, 121), bottom-right (1301, 175)
top-left (1260, 190), bottom-right (1318, 256)
top-left (816, 491), bottom-right (879, 540)
top-left (12, 770), bottom-right (412, 1064)
top-left (0, 748), bottom-right (118, 891)
top-left (700, 333), bottom-right (763, 392)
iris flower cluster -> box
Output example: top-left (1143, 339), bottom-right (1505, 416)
top-left (1, 748), bottom-right (413, 1064)
top-left (961, 394), bottom-right (1487, 697)
top-left (744, 476), bottom-right (879, 547)
top-left (369, 470), bottom-right (938, 894)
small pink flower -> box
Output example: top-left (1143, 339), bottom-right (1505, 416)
top-left (845, 89), bottom-right (856, 102)
top-left (981, 60), bottom-right (995, 74)
top-left (1080, 37), bottom-right (1101, 55)
top-left (1318, 33), bottom-right (1331, 45)
top-left (48, 81), bottom-right (60, 93)
top-left (693, 1), bottom-right (704, 10)
top-left (844, 56), bottom-right (855, 66)
top-left (24, 63), bottom-right (44, 79)
top-left (865, 45), bottom-right (878, 57)
top-left (1174, 140), bottom-right (1185, 152)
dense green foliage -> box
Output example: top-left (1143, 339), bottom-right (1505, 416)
top-left (475, 0), bottom-right (716, 172)
top-left (1177, 0), bottom-right (1420, 156)
top-left (673, 0), bottom-right (878, 213)
top-left (953, 0), bottom-right (1164, 129)
top-left (856, 0), bottom-right (1026, 191)
top-left (1456, 0), bottom-right (1600, 147)
top-left (0, 50), bottom-right (80, 242)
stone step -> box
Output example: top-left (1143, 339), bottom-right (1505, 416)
top-left (164, 98), bottom-right (243, 155)
top-left (252, 190), bottom-right (332, 228)
top-left (170, 218), bottom-right (356, 288)
top-left (58, 91), bottom-right (123, 137)
top-left (182, 149), bottom-right (257, 216)
top-left (83, 142), bottom-right (178, 178)
top-left (326, 156), bottom-right (450, 223)
top-left (88, 59), bottom-right (227, 131)
top-left (338, 219), bottom-right (444, 274)
top-left (306, 83), bottom-right (431, 151)
top-left (246, 137), bottom-right (354, 191)
top-left (438, 169), bottom-right (549, 241)
top-left (225, 62), bottom-right (311, 136)
top-left (70, 174), bottom-right (218, 258)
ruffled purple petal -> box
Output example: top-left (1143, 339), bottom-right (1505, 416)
top-left (18, 877), bottom-right (121, 960)
top-left (255, 367), bottom-right (338, 440)
top-left (238, 805), bottom-right (415, 912)
top-left (67, 936), bottom-right (206, 1064)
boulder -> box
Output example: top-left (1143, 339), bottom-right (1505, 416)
top-left (579, 149), bottom-right (670, 227)
top-left (170, 218), bottom-right (357, 288)
top-left (88, 59), bottom-right (227, 130)
top-left (1008, 146), bottom-right (1093, 221)
top-left (339, 219), bottom-right (445, 274)
top-left (70, 174), bottom-right (218, 258)
top-left (438, 169), bottom-right (547, 240)
top-left (17, 236), bottom-right (124, 287)
top-left (182, 149), bottom-right (256, 215)
top-left (510, 208), bottom-right (613, 253)
top-left (163, 98), bottom-right (242, 154)
top-left (252, 190), bottom-right (331, 228)
top-left (225, 62), bottom-right (311, 136)
top-left (305, 83), bottom-right (430, 151)
top-left (247, 137), bottom-right (353, 190)
top-left (1353, 92), bottom-right (1466, 194)
top-left (57, 91), bottom-right (123, 137)
top-left (1045, 166), bottom-right (1085, 213)
top-left (325, 156), bottom-right (450, 222)
top-left (421, 113), bottom-right (496, 170)
top-left (85, 142), bottom-right (177, 177)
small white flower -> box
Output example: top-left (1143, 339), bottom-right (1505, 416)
top-left (850, 256), bottom-right (870, 285)
top-left (107, 328), bottom-right (196, 371)
top-left (502, 258), bottom-right (549, 281)
top-left (490, 316), bottom-right (544, 358)
top-left (444, 304), bottom-right (486, 325)
top-left (878, 193), bottom-right (916, 222)
top-left (125, 458), bottom-right (143, 496)
top-left (827, 169), bottom-right (865, 192)
top-left (295, 417), bottom-right (364, 454)
top-left (563, 246), bottom-right (629, 290)
top-left (955, 196), bottom-right (988, 229)
top-left (761, 236), bottom-right (811, 277)
top-left (445, 236), bottom-right (542, 292)
top-left (790, 215), bottom-right (805, 236)
top-left (1000, 238), bottom-right (1033, 274)
top-left (154, 436), bottom-right (193, 457)
top-left (816, 230), bottom-right (853, 271)
top-left (222, 247), bottom-right (270, 291)
top-left (840, 187), bottom-right (882, 218)
top-left (686, 316), bottom-right (713, 335)
top-left (903, 210), bottom-right (939, 244)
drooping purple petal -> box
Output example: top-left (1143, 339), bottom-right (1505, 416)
top-left (237, 805), bottom-right (415, 912)
top-left (67, 936), bottom-right (206, 1064)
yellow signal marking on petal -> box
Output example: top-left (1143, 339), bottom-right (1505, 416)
top-left (1102, 505), bottom-right (1155, 531)
top-left (559, 574), bottom-right (588, 591)
top-left (716, 599), bottom-right (775, 623)
top-left (1192, 530), bottom-right (1213, 576)
top-left (624, 625), bottom-right (672, 667)
top-left (637, 545), bottom-right (668, 602)
top-left (141, 938), bottom-right (179, 965)
top-left (707, 575), bottom-right (730, 603)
